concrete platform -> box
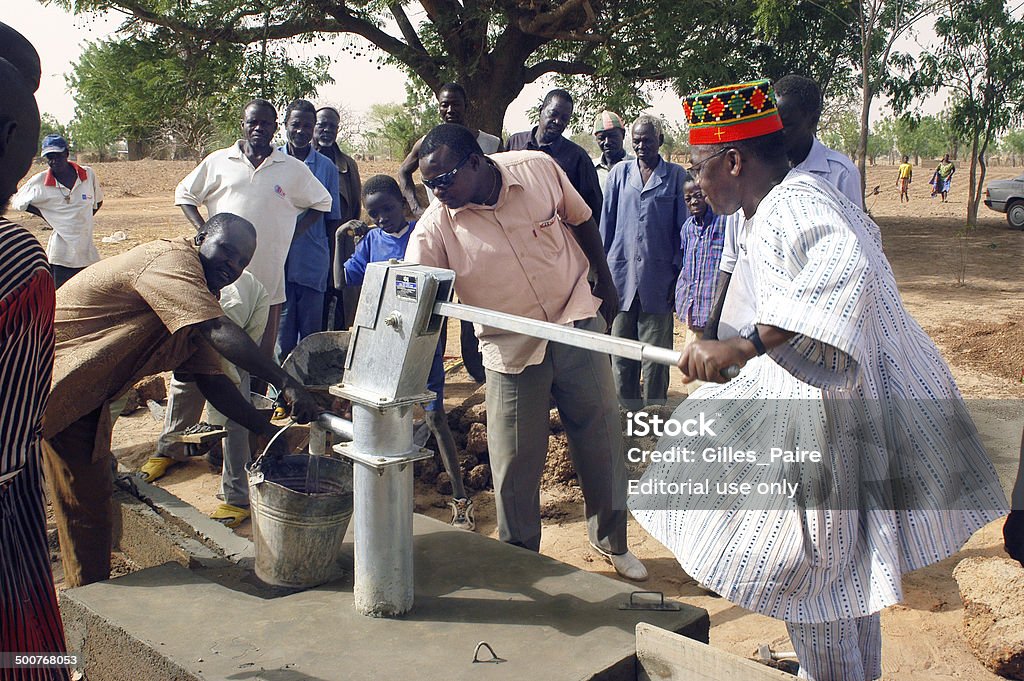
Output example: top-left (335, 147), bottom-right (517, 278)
top-left (62, 514), bottom-right (708, 681)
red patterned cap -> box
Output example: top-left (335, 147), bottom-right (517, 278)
top-left (684, 80), bottom-right (783, 145)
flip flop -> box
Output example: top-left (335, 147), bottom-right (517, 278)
top-left (210, 503), bottom-right (251, 528)
top-left (139, 456), bottom-right (177, 482)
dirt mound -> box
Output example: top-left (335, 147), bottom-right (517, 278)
top-left (931, 320), bottom-right (1024, 382)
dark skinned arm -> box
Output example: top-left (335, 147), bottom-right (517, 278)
top-left (702, 270), bottom-right (732, 341)
top-left (567, 216), bottom-right (619, 328)
top-left (192, 373), bottom-right (278, 438)
top-left (397, 137), bottom-right (424, 216)
top-left (333, 223), bottom-right (348, 289)
top-left (333, 219), bottom-right (367, 288)
top-left (195, 315), bottom-right (318, 422)
top-left (325, 220), bottom-right (341, 291)
top-left (292, 209), bottom-right (326, 240)
top-left (678, 324), bottom-right (796, 383)
top-left (180, 204), bottom-right (206, 231)
top-left (24, 204), bottom-right (45, 220)
top-left (93, 200), bottom-right (103, 215)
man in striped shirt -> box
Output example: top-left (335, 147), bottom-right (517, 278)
top-left (631, 80), bottom-right (1006, 681)
top-left (674, 179), bottom-right (726, 394)
top-left (0, 23), bottom-right (71, 680)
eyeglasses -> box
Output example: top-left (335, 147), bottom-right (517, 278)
top-left (686, 148), bottom-right (729, 180)
top-left (423, 154), bottom-right (472, 190)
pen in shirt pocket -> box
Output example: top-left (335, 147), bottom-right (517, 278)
top-left (535, 216), bottom-right (556, 237)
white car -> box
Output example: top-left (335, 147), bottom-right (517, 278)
top-left (983, 174), bottom-right (1024, 229)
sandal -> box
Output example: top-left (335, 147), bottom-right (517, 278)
top-left (210, 503), bottom-right (251, 528)
top-left (139, 456), bottom-right (178, 482)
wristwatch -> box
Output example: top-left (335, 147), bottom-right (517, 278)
top-left (739, 324), bottom-right (767, 356)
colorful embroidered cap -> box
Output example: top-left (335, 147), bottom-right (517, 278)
top-left (592, 110), bottom-right (625, 134)
top-left (684, 80), bottom-right (783, 145)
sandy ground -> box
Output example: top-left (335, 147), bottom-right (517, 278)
top-left (13, 158), bottom-right (1024, 679)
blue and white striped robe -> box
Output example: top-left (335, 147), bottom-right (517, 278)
top-left (630, 170), bottom-right (1007, 623)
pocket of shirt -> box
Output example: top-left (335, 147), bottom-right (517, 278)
top-left (529, 213), bottom-right (571, 263)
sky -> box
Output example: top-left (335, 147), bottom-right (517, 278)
top-left (7, 0), bottom-right (943, 143)
top-left (5, 0), bottom-right (685, 137)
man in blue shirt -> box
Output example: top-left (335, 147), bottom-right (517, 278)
top-left (600, 115), bottom-right (688, 409)
top-left (277, 99), bottom-right (341, 360)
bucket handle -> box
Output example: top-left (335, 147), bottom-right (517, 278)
top-left (249, 419), bottom-right (298, 482)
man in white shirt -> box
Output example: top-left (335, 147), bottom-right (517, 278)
top-left (12, 134), bottom-right (103, 288)
top-left (775, 74), bottom-right (863, 210)
top-left (175, 99), bottom-right (333, 360)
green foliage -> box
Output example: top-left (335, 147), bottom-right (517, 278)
top-left (819, 109), bottom-right (860, 159)
top-left (864, 126), bottom-right (888, 161)
top-left (752, 0), bottom-right (860, 99)
top-left (553, 0), bottom-right (860, 127)
top-left (364, 84), bottom-right (436, 159)
top-left (67, 110), bottom-right (119, 160)
top-left (893, 114), bottom-right (955, 161)
top-left (892, 0), bottom-right (1024, 225)
top-left (38, 114), bottom-right (70, 149)
top-left (1001, 129), bottom-right (1024, 164)
top-left (569, 132), bottom-right (599, 157)
top-left (66, 34), bottom-right (332, 158)
top-left (660, 119), bottom-right (689, 163)
top-left (42, 0), bottom-right (865, 137)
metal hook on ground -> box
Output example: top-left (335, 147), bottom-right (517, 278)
top-left (472, 641), bottom-right (506, 664)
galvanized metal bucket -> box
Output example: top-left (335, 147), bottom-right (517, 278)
top-left (248, 453), bottom-right (354, 588)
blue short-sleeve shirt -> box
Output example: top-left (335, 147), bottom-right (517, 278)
top-left (280, 146), bottom-right (341, 292)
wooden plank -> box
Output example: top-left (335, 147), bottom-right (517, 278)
top-left (163, 429), bottom-right (227, 445)
top-left (636, 623), bottom-right (794, 681)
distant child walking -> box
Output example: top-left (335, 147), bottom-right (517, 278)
top-left (897, 155), bottom-right (912, 202)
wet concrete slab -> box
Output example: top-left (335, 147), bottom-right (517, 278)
top-left (62, 514), bottom-right (708, 681)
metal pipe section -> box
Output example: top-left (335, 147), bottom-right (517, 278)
top-left (350, 403), bottom-right (415, 617)
top-left (316, 412), bottom-right (354, 442)
top-left (435, 301), bottom-right (683, 367)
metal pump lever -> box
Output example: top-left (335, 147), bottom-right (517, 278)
top-left (432, 301), bottom-right (741, 380)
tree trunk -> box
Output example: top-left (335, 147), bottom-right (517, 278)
top-left (465, 83), bottom-right (518, 138)
top-left (857, 41), bottom-right (872, 207)
top-left (967, 131), bottom-right (980, 227)
top-left (126, 139), bottom-right (149, 160)
top-left (972, 132), bottom-right (991, 228)
top-left (442, 29), bottom-right (547, 140)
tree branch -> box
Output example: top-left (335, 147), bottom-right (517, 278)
top-left (389, 2), bottom-right (428, 55)
top-left (420, 0), bottom-right (470, 63)
top-left (523, 58), bottom-right (595, 82)
top-left (517, 0), bottom-right (598, 39)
